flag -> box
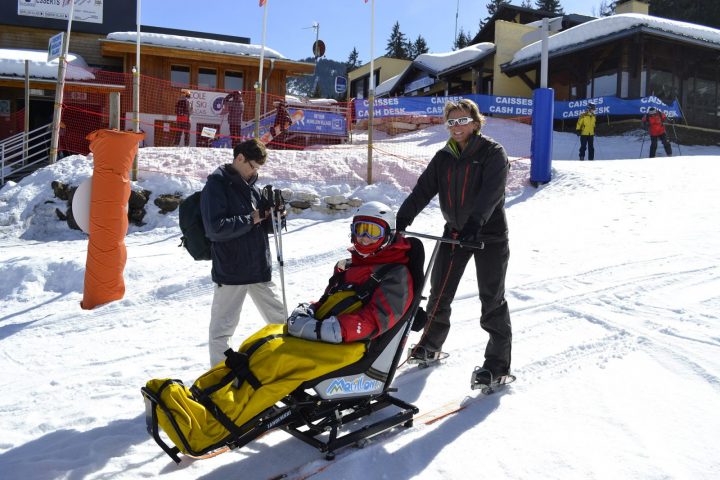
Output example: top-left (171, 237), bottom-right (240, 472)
top-left (259, 0), bottom-right (266, 6)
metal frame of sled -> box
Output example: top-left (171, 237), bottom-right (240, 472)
top-left (142, 235), bottom-right (441, 463)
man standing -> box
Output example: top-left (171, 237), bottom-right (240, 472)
top-left (174, 89), bottom-right (193, 147)
top-left (223, 90), bottom-right (245, 148)
top-left (200, 139), bottom-right (285, 367)
top-left (642, 107), bottom-right (673, 158)
top-left (575, 102), bottom-right (596, 161)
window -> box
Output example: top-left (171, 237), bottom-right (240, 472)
top-left (170, 65), bottom-right (190, 87)
top-left (198, 68), bottom-right (217, 89)
top-left (224, 71), bottom-right (244, 91)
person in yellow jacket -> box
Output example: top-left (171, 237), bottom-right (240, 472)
top-left (575, 102), bottom-right (596, 160)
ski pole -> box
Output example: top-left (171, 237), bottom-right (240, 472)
top-left (639, 129), bottom-right (646, 157)
top-left (273, 189), bottom-right (288, 318)
top-left (670, 120), bottom-right (682, 155)
top-left (401, 230), bottom-right (485, 250)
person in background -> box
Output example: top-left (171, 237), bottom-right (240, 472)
top-left (642, 107), bottom-right (673, 158)
top-left (272, 99), bottom-right (291, 138)
top-left (575, 102), bottom-right (597, 161)
top-left (174, 89), bottom-right (193, 147)
top-left (223, 90), bottom-right (245, 148)
top-left (395, 98), bottom-right (512, 387)
top-left (201, 139), bottom-right (285, 367)
top-left (287, 202), bottom-right (414, 344)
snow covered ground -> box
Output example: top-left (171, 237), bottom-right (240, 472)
top-left (1, 120), bottom-right (719, 479)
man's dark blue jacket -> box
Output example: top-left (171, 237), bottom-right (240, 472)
top-left (200, 164), bottom-right (272, 285)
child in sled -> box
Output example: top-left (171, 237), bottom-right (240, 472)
top-left (143, 201), bottom-right (418, 460)
top-left (285, 200), bottom-right (414, 344)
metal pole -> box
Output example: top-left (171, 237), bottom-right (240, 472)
top-left (131, 0), bottom-right (141, 180)
top-left (366, 0), bottom-right (375, 185)
top-left (255, 0), bottom-right (269, 138)
top-left (49, 0), bottom-right (75, 164)
top-left (540, 18), bottom-right (548, 89)
top-left (24, 60), bottom-right (29, 165)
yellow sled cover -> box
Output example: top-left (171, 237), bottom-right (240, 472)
top-left (145, 324), bottom-right (365, 456)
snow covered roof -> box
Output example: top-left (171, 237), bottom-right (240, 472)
top-left (415, 43), bottom-right (495, 75)
top-left (106, 32), bottom-right (286, 60)
top-left (375, 71), bottom-right (405, 97)
top-left (0, 49), bottom-right (94, 81)
top-left (508, 13), bottom-right (720, 67)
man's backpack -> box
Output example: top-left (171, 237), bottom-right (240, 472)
top-left (179, 191), bottom-right (211, 261)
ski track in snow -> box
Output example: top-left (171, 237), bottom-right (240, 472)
top-left (1, 120), bottom-right (719, 479)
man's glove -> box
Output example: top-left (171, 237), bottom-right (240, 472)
top-left (575, 130), bottom-right (581, 136)
top-left (458, 218), bottom-right (479, 242)
top-left (395, 216), bottom-right (412, 233)
top-left (287, 313), bottom-right (342, 344)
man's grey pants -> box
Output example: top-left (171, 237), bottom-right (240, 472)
top-left (209, 281), bottom-right (285, 367)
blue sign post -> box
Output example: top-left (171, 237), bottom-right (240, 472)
top-left (47, 32), bottom-right (64, 62)
top-left (530, 88), bottom-right (554, 186)
top-left (335, 76), bottom-right (347, 94)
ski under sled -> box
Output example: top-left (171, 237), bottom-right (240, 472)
top-left (142, 236), bottom-right (438, 463)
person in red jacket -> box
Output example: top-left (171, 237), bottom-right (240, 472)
top-left (642, 107), bottom-right (673, 158)
top-left (287, 201), bottom-right (414, 343)
top-left (174, 89), bottom-right (193, 147)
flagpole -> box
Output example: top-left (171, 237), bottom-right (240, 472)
top-left (366, 0), bottom-right (375, 185)
top-left (131, 0), bottom-right (141, 180)
top-left (255, 0), bottom-right (269, 139)
top-left (49, 0), bottom-right (76, 164)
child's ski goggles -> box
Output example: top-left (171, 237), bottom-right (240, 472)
top-left (352, 220), bottom-right (386, 240)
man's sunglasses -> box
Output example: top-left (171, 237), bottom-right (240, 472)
top-left (446, 117), bottom-right (474, 127)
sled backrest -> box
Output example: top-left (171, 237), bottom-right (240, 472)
top-left (306, 236), bottom-right (426, 400)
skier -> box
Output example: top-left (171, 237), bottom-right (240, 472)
top-left (222, 90), bottom-right (245, 148)
top-left (174, 89), bottom-right (193, 147)
top-left (287, 201), bottom-right (414, 343)
top-left (575, 102), bottom-right (597, 160)
top-left (395, 98), bottom-right (512, 387)
top-left (642, 107), bottom-right (673, 158)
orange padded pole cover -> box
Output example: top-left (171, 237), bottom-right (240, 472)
top-left (81, 129), bottom-right (145, 310)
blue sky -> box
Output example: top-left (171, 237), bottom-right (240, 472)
top-left (142, 0), bottom-right (599, 63)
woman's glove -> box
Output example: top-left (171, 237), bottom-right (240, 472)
top-left (287, 313), bottom-right (342, 344)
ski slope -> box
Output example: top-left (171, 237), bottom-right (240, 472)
top-left (0, 120), bottom-right (719, 479)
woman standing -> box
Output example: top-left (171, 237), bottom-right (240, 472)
top-left (396, 99), bottom-right (512, 387)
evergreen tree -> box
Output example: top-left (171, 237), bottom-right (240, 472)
top-left (520, 0), bottom-right (532, 8)
top-left (385, 21), bottom-right (410, 59)
top-left (453, 27), bottom-right (472, 50)
top-left (409, 35), bottom-right (429, 59)
top-left (534, 0), bottom-right (565, 14)
top-left (346, 47), bottom-right (361, 71)
top-left (650, 0), bottom-right (720, 29)
top-left (596, 0), bottom-right (616, 17)
top-left (481, 0), bottom-right (511, 28)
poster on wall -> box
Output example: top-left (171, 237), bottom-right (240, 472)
top-left (18, 0), bottom-right (104, 25)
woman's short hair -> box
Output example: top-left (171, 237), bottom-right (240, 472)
top-left (443, 98), bottom-right (486, 130)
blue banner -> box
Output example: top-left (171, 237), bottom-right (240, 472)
top-left (353, 94), bottom-right (682, 121)
top-left (241, 107), bottom-right (348, 139)
top-left (554, 96), bottom-right (682, 119)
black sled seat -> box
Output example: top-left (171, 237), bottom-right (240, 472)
top-left (141, 237), bottom-right (429, 463)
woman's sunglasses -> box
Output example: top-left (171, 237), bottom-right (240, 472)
top-left (446, 117), bottom-right (474, 127)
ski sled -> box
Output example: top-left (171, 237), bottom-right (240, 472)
top-left (470, 367), bottom-right (516, 395)
top-left (142, 236), bottom-right (440, 463)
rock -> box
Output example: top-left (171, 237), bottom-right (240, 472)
top-left (324, 195), bottom-right (347, 206)
top-left (289, 200), bottom-right (312, 210)
top-left (347, 197), bottom-right (363, 208)
top-left (51, 180), bottom-right (72, 201)
top-left (154, 193), bottom-right (182, 214)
